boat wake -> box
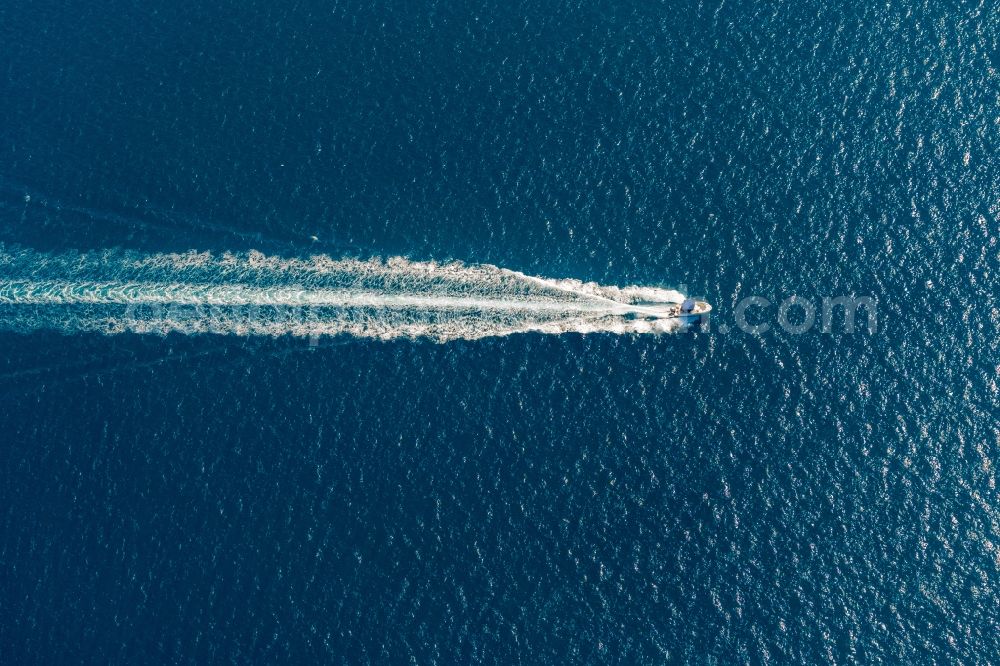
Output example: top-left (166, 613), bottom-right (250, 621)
top-left (0, 245), bottom-right (692, 341)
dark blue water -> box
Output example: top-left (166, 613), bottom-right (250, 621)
top-left (2, 1), bottom-right (997, 662)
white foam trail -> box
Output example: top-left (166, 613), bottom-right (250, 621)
top-left (0, 245), bottom-right (692, 341)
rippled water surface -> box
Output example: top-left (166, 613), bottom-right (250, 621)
top-left (1, 1), bottom-right (997, 662)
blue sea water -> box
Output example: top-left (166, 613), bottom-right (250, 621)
top-left (1, 0), bottom-right (997, 662)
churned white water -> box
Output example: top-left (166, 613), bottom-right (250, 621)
top-left (0, 245), bottom-right (689, 340)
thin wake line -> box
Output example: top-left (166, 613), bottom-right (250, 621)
top-left (0, 245), bottom-right (706, 341)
